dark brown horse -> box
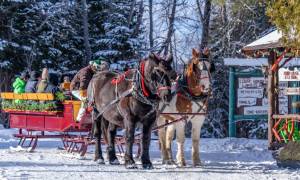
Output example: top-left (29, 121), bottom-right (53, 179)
top-left (88, 53), bottom-right (176, 169)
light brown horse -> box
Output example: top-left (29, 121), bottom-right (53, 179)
top-left (158, 48), bottom-right (213, 167)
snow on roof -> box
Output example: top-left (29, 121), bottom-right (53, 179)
top-left (243, 30), bottom-right (283, 51)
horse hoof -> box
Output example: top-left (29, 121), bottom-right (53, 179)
top-left (193, 161), bottom-right (202, 167)
top-left (125, 163), bottom-right (138, 169)
top-left (109, 159), bottom-right (120, 165)
top-left (177, 161), bottom-right (186, 167)
top-left (95, 158), bottom-right (105, 164)
top-left (142, 163), bottom-right (153, 170)
top-left (163, 159), bottom-right (175, 165)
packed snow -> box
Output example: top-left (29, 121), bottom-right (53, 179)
top-left (0, 125), bottom-right (299, 180)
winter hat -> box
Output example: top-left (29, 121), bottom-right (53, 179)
top-left (20, 71), bottom-right (29, 80)
top-left (30, 71), bottom-right (39, 80)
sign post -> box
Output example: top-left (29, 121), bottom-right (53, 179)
top-left (229, 67), bottom-right (236, 137)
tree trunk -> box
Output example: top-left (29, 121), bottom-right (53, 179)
top-left (196, 0), bottom-right (211, 50)
top-left (159, 0), bottom-right (177, 56)
top-left (221, 3), bottom-right (228, 57)
top-left (133, 0), bottom-right (144, 37)
top-left (128, 0), bottom-right (136, 26)
top-left (149, 0), bottom-right (154, 50)
top-left (81, 0), bottom-right (91, 65)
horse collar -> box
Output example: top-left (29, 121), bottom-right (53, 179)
top-left (140, 61), bottom-right (150, 97)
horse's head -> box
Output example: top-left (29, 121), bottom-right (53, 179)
top-left (149, 53), bottom-right (177, 81)
top-left (143, 53), bottom-right (176, 103)
top-left (186, 48), bottom-right (214, 96)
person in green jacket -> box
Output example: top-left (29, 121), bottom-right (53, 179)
top-left (13, 72), bottom-right (29, 103)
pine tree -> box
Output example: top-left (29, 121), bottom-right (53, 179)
top-left (266, 0), bottom-right (300, 48)
top-left (94, 0), bottom-right (143, 62)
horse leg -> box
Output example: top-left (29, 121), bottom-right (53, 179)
top-left (106, 122), bottom-right (119, 165)
top-left (94, 116), bottom-right (104, 164)
top-left (175, 121), bottom-right (186, 167)
top-left (141, 119), bottom-right (155, 169)
top-left (191, 116), bottom-right (205, 167)
top-left (165, 123), bottom-right (175, 164)
top-left (124, 121), bottom-right (137, 169)
top-left (157, 117), bottom-right (169, 164)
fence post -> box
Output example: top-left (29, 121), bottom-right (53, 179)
top-left (229, 67), bottom-right (236, 137)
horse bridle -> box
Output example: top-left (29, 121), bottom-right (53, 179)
top-left (141, 62), bottom-right (172, 98)
top-left (194, 57), bottom-right (213, 95)
top-left (154, 69), bottom-right (172, 96)
top-left (132, 61), bottom-right (172, 107)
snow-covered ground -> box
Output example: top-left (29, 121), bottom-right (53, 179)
top-left (0, 125), bottom-right (299, 180)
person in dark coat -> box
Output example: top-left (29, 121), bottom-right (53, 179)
top-left (70, 59), bottom-right (109, 98)
top-left (70, 59), bottom-right (109, 122)
top-left (44, 73), bottom-right (60, 94)
top-left (70, 65), bottom-right (96, 93)
top-left (25, 71), bottom-right (39, 93)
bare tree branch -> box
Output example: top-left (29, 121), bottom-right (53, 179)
top-left (149, 0), bottom-right (154, 49)
top-left (159, 0), bottom-right (177, 56)
top-left (196, 0), bottom-right (204, 22)
top-left (128, 0), bottom-right (136, 26)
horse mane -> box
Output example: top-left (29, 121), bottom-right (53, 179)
top-left (185, 59), bottom-right (194, 77)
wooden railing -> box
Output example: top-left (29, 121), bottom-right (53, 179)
top-left (0, 93), bottom-right (54, 101)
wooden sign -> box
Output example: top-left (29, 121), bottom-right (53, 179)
top-left (244, 106), bottom-right (268, 115)
top-left (238, 88), bottom-right (264, 98)
top-left (237, 98), bottom-right (257, 107)
top-left (284, 87), bottom-right (300, 95)
top-left (279, 68), bottom-right (300, 81)
top-left (238, 77), bottom-right (266, 88)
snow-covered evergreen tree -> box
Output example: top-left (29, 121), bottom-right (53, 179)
top-left (0, 0), bottom-right (145, 82)
top-left (94, 0), bottom-right (143, 62)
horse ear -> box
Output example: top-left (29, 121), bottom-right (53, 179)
top-left (203, 47), bottom-right (210, 56)
top-left (192, 48), bottom-right (199, 57)
top-left (166, 54), bottom-right (173, 63)
top-left (149, 52), bottom-right (155, 59)
top-left (149, 52), bottom-right (160, 63)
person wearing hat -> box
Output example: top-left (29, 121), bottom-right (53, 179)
top-left (12, 71), bottom-right (29, 103)
top-left (70, 58), bottom-right (110, 122)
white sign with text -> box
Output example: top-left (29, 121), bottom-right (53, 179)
top-left (244, 106), bottom-right (268, 115)
top-left (279, 68), bottom-right (300, 81)
top-left (239, 77), bottom-right (266, 88)
top-left (237, 98), bottom-right (257, 107)
top-left (238, 88), bottom-right (264, 98)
